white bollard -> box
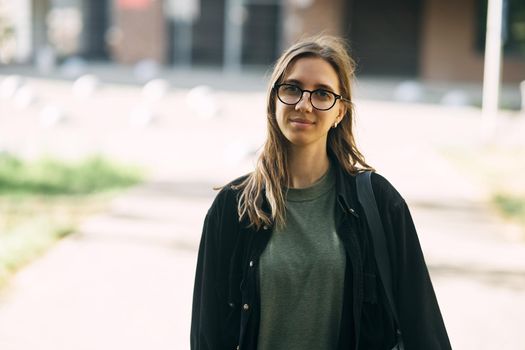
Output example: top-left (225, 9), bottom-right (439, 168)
top-left (186, 85), bottom-right (219, 120)
top-left (72, 74), bottom-right (100, 99)
top-left (142, 79), bottom-right (170, 104)
top-left (14, 85), bottom-right (36, 109)
top-left (134, 59), bottom-right (160, 83)
top-left (60, 56), bottom-right (87, 79)
top-left (39, 104), bottom-right (65, 128)
top-left (440, 90), bottom-right (470, 107)
top-left (393, 81), bottom-right (424, 103)
top-left (0, 75), bottom-right (23, 100)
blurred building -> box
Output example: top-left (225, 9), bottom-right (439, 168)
top-left (2, 0), bottom-right (525, 83)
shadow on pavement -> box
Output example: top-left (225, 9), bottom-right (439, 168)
top-left (411, 199), bottom-right (488, 213)
top-left (430, 264), bottom-right (525, 291)
top-left (130, 180), bottom-right (220, 199)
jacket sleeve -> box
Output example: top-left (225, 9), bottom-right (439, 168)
top-left (191, 194), bottom-right (228, 350)
top-left (389, 199), bottom-right (452, 350)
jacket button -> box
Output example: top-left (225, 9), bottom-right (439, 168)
top-left (243, 303), bottom-right (249, 310)
top-left (263, 225), bottom-right (268, 230)
top-left (249, 260), bottom-right (254, 267)
top-left (228, 302), bottom-right (235, 308)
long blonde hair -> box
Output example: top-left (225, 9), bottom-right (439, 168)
top-left (234, 35), bottom-right (373, 230)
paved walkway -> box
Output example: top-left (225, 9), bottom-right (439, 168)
top-left (0, 72), bottom-right (524, 349)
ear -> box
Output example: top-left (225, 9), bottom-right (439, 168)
top-left (337, 103), bottom-right (347, 123)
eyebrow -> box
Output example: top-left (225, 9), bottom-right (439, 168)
top-left (282, 79), bottom-right (337, 92)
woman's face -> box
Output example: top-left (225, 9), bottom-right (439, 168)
top-left (275, 56), bottom-right (345, 151)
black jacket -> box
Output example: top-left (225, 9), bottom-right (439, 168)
top-left (191, 162), bottom-right (452, 350)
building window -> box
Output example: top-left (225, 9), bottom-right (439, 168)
top-left (477, 0), bottom-right (525, 57)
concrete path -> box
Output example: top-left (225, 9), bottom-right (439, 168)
top-left (0, 183), bottom-right (209, 350)
top-left (0, 73), bottom-right (524, 349)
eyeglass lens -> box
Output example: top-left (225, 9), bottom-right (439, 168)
top-left (277, 84), bottom-right (336, 110)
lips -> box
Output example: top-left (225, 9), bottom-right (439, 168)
top-left (289, 117), bottom-right (315, 124)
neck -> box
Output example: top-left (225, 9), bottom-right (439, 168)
top-left (287, 145), bottom-right (330, 188)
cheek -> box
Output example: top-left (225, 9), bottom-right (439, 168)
top-left (275, 100), bottom-right (285, 116)
top-left (275, 103), bottom-right (287, 129)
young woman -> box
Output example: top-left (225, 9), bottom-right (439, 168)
top-left (191, 36), bottom-right (451, 350)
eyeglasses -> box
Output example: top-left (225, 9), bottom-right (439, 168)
top-left (273, 83), bottom-right (350, 111)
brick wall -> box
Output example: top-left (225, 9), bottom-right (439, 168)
top-left (420, 0), bottom-right (525, 83)
top-left (282, 0), bottom-right (345, 48)
top-left (109, 0), bottom-right (167, 64)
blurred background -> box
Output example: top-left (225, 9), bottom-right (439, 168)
top-left (0, 0), bottom-right (524, 349)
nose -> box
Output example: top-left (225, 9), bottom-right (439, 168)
top-left (295, 91), bottom-right (313, 112)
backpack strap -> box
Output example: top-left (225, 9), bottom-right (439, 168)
top-left (356, 171), bottom-right (404, 350)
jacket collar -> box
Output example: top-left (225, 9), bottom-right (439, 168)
top-left (329, 150), bottom-right (361, 219)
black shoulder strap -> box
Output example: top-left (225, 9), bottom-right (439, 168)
top-left (356, 171), bottom-right (404, 350)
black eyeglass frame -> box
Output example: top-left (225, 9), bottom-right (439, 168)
top-left (273, 83), bottom-right (351, 111)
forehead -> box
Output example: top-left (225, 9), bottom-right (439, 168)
top-left (283, 56), bottom-right (340, 91)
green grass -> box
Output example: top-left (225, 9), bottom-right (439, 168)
top-left (493, 194), bottom-right (525, 226)
top-left (0, 214), bottom-right (75, 286)
top-left (0, 153), bottom-right (143, 195)
top-left (0, 153), bottom-right (145, 289)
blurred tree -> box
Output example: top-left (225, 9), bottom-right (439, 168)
top-left (477, 0), bottom-right (525, 57)
top-left (0, 4), bottom-right (14, 48)
top-left (0, 1), bottom-right (14, 63)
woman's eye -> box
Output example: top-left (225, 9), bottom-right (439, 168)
top-left (314, 90), bottom-right (331, 99)
top-left (283, 85), bottom-right (299, 93)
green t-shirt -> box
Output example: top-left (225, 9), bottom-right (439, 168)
top-left (257, 165), bottom-right (346, 350)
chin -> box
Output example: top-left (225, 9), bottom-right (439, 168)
top-left (284, 135), bottom-right (313, 147)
